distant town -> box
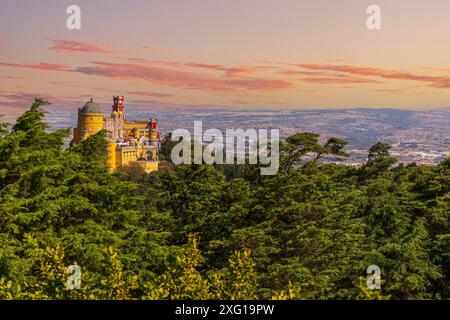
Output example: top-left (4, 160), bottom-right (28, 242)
top-left (44, 106), bottom-right (450, 166)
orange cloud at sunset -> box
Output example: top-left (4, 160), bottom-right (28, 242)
top-left (0, 91), bottom-right (90, 110)
top-left (0, 62), bottom-right (69, 71)
top-left (127, 91), bottom-right (173, 98)
top-left (182, 62), bottom-right (264, 78)
top-left (71, 61), bottom-right (293, 92)
top-left (46, 39), bottom-right (113, 55)
top-left (150, 61), bottom-right (265, 78)
top-left (289, 64), bottom-right (450, 90)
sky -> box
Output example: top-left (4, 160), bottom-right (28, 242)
top-left (1, 0), bottom-right (450, 116)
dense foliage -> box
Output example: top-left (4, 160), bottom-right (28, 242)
top-left (0, 99), bottom-right (448, 299)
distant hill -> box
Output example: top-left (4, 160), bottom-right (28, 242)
top-left (42, 106), bottom-right (449, 163)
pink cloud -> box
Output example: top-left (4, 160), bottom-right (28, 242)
top-left (71, 61), bottom-right (293, 92)
top-left (184, 62), bottom-right (257, 77)
top-left (431, 82), bottom-right (450, 89)
top-left (123, 57), bottom-right (153, 63)
top-left (46, 39), bottom-right (113, 55)
top-left (0, 92), bottom-right (56, 109)
top-left (290, 63), bottom-right (450, 89)
top-left (279, 68), bottom-right (383, 84)
top-left (128, 91), bottom-right (173, 98)
top-left (47, 80), bottom-right (83, 88)
top-left (0, 75), bottom-right (21, 80)
top-left (0, 91), bottom-right (95, 110)
top-left (300, 76), bottom-right (381, 84)
top-left (0, 92), bottom-right (38, 104)
top-left (374, 89), bottom-right (407, 94)
top-left (153, 60), bottom-right (265, 77)
top-left (0, 62), bottom-right (69, 71)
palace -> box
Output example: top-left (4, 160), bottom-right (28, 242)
top-left (71, 96), bottom-right (160, 173)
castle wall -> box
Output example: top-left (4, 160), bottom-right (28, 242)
top-left (135, 160), bottom-right (158, 173)
top-left (106, 141), bottom-right (117, 171)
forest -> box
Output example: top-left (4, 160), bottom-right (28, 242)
top-left (0, 99), bottom-right (448, 300)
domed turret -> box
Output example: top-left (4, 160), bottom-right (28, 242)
top-left (73, 98), bottom-right (104, 142)
top-left (80, 99), bottom-right (102, 114)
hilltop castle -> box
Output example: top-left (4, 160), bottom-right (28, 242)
top-left (71, 96), bottom-right (160, 173)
